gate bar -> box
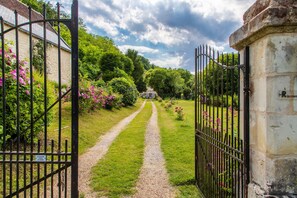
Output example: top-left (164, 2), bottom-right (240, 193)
top-left (71, 0), bottom-right (79, 197)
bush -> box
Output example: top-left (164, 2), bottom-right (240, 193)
top-left (211, 95), bottom-right (239, 109)
top-left (175, 106), bottom-right (185, 120)
top-left (183, 87), bottom-right (192, 100)
top-left (0, 46), bottom-right (54, 145)
top-left (77, 79), bottom-right (122, 112)
top-left (108, 77), bottom-right (138, 106)
top-left (93, 79), bottom-right (106, 88)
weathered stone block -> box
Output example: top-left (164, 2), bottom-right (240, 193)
top-left (266, 76), bottom-right (291, 113)
top-left (250, 77), bottom-right (267, 112)
top-left (265, 35), bottom-right (297, 74)
top-left (250, 111), bottom-right (267, 153)
top-left (266, 114), bottom-right (297, 155)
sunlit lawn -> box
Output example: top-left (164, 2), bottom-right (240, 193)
top-left (47, 99), bottom-right (143, 154)
top-left (156, 100), bottom-right (203, 198)
top-left (91, 102), bottom-right (152, 198)
top-left (0, 99), bottom-right (143, 196)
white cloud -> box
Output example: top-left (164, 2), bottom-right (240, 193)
top-left (182, 0), bottom-right (254, 22)
top-left (46, 0), bottom-right (255, 71)
top-left (150, 53), bottom-right (184, 69)
top-left (137, 24), bottom-right (190, 46)
top-left (118, 45), bottom-right (159, 55)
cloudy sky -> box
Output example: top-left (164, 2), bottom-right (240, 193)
top-left (50, 0), bottom-right (255, 72)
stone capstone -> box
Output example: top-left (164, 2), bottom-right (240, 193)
top-left (230, 0), bottom-right (297, 50)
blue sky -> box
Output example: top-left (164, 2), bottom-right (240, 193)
top-left (50, 0), bottom-right (255, 72)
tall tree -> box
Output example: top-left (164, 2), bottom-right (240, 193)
top-left (125, 49), bottom-right (146, 92)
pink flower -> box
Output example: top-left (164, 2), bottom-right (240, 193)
top-left (0, 78), bottom-right (2, 86)
top-left (10, 70), bottom-right (17, 79)
top-left (19, 77), bottom-right (26, 85)
top-left (25, 90), bottom-right (30, 95)
top-left (216, 118), bottom-right (221, 126)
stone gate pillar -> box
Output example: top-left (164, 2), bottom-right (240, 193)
top-left (229, 0), bottom-right (297, 197)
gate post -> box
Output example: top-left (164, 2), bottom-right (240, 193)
top-left (230, 0), bottom-right (297, 196)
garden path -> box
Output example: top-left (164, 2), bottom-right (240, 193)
top-left (131, 102), bottom-right (176, 198)
top-left (74, 101), bottom-right (146, 197)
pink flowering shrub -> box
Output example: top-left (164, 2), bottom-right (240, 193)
top-left (0, 46), bottom-right (54, 145)
top-left (75, 79), bottom-right (123, 113)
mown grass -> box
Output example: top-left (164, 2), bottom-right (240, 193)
top-left (48, 99), bottom-right (143, 154)
top-left (91, 102), bottom-right (152, 198)
top-left (156, 100), bottom-right (204, 198)
top-left (0, 100), bottom-right (143, 196)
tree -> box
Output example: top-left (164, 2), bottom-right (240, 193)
top-left (108, 77), bottom-right (138, 106)
top-left (125, 49), bottom-right (145, 92)
top-left (146, 68), bottom-right (184, 98)
top-left (203, 54), bottom-right (239, 96)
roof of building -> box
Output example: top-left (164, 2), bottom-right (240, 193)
top-left (0, 0), bottom-right (71, 52)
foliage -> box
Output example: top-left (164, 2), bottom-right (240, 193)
top-left (125, 49), bottom-right (145, 91)
top-left (20, 0), bottom-right (57, 20)
top-left (164, 102), bottom-right (173, 111)
top-left (0, 46), bottom-right (54, 145)
top-left (203, 54), bottom-right (239, 96)
top-left (183, 87), bottom-right (192, 100)
top-left (108, 77), bottom-right (138, 106)
top-left (99, 52), bottom-right (133, 82)
top-left (74, 79), bottom-right (122, 113)
top-left (32, 40), bottom-right (44, 74)
top-left (146, 68), bottom-right (184, 98)
top-left (79, 32), bottom-right (119, 81)
top-left (175, 106), bottom-right (185, 121)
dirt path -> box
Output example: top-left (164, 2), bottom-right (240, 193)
top-left (77, 101), bottom-right (146, 197)
top-left (132, 101), bottom-right (176, 198)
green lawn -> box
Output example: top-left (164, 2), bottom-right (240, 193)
top-left (48, 99), bottom-right (143, 154)
top-left (156, 100), bottom-right (204, 198)
top-left (91, 102), bottom-right (152, 198)
top-left (0, 100), bottom-right (143, 196)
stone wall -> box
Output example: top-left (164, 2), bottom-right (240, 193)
top-left (3, 23), bottom-right (71, 85)
top-left (230, 0), bottom-right (297, 196)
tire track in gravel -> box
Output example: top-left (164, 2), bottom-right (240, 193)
top-left (132, 101), bottom-right (176, 198)
top-left (78, 101), bottom-right (146, 198)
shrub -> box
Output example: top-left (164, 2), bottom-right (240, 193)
top-left (0, 46), bottom-right (54, 145)
top-left (175, 106), bottom-right (185, 121)
top-left (211, 95), bottom-right (239, 109)
top-left (164, 101), bottom-right (172, 111)
top-left (183, 87), bottom-right (192, 100)
top-left (75, 79), bottom-right (123, 112)
top-left (93, 79), bottom-right (106, 88)
top-left (108, 77), bottom-right (138, 106)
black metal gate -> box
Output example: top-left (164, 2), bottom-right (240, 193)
top-left (194, 45), bottom-right (250, 197)
top-left (0, 1), bottom-right (78, 197)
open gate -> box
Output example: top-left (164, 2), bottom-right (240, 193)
top-left (0, 1), bottom-right (78, 197)
top-left (194, 46), bottom-right (250, 197)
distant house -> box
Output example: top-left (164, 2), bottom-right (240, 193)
top-left (0, 0), bottom-right (71, 84)
top-left (141, 88), bottom-right (157, 99)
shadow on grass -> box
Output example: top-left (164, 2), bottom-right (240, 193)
top-left (175, 178), bottom-right (196, 186)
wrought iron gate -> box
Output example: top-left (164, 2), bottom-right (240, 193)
top-left (194, 46), bottom-right (250, 197)
top-left (0, 1), bottom-right (79, 197)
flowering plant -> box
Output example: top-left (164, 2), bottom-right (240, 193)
top-left (75, 79), bottom-right (123, 113)
top-left (0, 45), bottom-right (54, 146)
top-left (175, 106), bottom-right (185, 120)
